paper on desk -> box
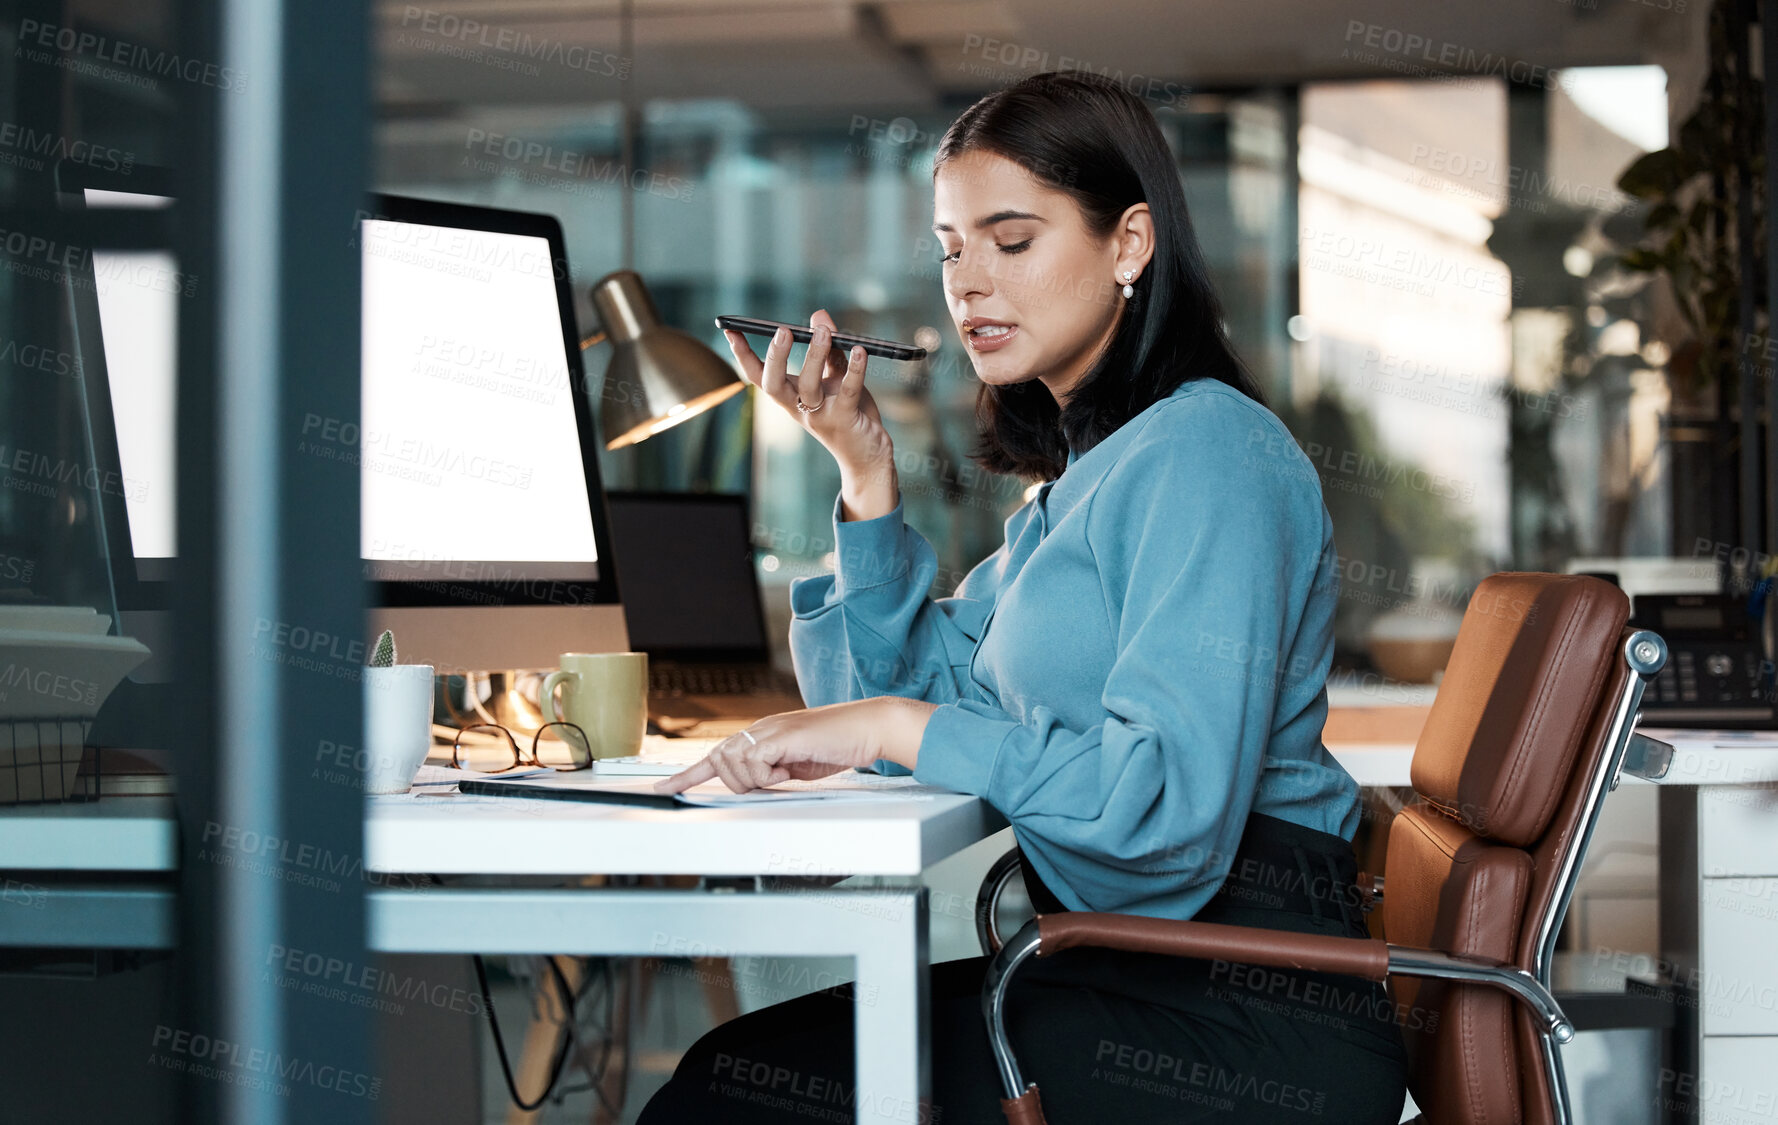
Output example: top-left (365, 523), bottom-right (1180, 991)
top-left (399, 763), bottom-right (550, 796)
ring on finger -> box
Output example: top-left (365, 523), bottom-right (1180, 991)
top-left (739, 730), bottom-right (759, 747)
top-left (796, 397), bottom-right (824, 414)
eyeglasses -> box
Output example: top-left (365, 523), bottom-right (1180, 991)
top-left (449, 721), bottom-right (593, 773)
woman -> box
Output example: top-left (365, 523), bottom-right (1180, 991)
top-left (640, 71), bottom-right (1407, 1123)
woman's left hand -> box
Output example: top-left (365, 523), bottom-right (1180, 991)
top-left (653, 697), bottom-right (934, 794)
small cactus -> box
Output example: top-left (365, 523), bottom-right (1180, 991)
top-left (370, 629), bottom-right (397, 668)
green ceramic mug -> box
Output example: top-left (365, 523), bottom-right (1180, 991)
top-left (540, 652), bottom-right (648, 760)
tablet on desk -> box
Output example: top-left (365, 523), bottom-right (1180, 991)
top-left (459, 776), bottom-right (689, 809)
top-left (456, 771), bottom-right (935, 809)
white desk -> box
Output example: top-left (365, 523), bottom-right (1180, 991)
top-left (0, 795), bottom-right (181, 950)
top-left (364, 785), bottom-right (998, 877)
top-left (1326, 727), bottom-right (1778, 787)
top-left (367, 787), bottom-right (1007, 1121)
top-left (0, 793), bottom-right (178, 871)
top-left (10, 732), bottom-right (1774, 1123)
top-left (0, 786), bottom-right (998, 877)
top-left (10, 728), bottom-right (1766, 858)
top-left (1637, 728), bottom-right (1778, 1123)
top-left (0, 783), bottom-right (1005, 1124)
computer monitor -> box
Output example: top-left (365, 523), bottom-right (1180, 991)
top-left (56, 163), bottom-right (181, 681)
top-left (356, 194), bottom-right (625, 670)
top-left (61, 168), bottom-right (628, 675)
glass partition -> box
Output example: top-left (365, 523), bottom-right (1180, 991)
top-left (1296, 70), bottom-right (1671, 682)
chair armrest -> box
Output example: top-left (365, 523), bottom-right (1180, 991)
top-left (1036, 913), bottom-right (1390, 981)
top-left (1024, 915), bottom-right (1573, 1041)
top-left (983, 917), bottom-right (1573, 1117)
top-left (981, 915), bottom-right (1388, 1115)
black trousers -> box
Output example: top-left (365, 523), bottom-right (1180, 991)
top-left (638, 814), bottom-right (1408, 1124)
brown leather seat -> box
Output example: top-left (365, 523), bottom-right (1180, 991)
top-left (980, 572), bottom-right (1671, 1125)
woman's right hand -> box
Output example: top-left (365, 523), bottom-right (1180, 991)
top-left (723, 308), bottom-right (892, 475)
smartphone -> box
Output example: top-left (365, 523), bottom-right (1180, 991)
top-left (715, 315), bottom-right (927, 362)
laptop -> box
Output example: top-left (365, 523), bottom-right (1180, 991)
top-left (605, 491), bottom-right (807, 733)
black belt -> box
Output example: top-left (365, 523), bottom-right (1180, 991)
top-left (1018, 812), bottom-right (1365, 939)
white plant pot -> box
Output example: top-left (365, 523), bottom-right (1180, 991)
top-left (362, 664), bottom-right (436, 794)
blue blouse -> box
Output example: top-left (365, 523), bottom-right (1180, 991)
top-left (787, 378), bottom-right (1359, 921)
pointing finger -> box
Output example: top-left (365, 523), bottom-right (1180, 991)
top-left (654, 756), bottom-right (717, 794)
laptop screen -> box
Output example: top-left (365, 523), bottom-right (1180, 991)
top-left (605, 492), bottom-right (769, 660)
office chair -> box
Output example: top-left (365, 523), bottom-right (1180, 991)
top-left (975, 573), bottom-right (1675, 1125)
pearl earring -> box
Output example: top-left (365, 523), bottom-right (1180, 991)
top-left (1120, 270), bottom-right (1135, 299)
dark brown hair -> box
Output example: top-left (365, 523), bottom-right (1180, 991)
top-left (935, 71), bottom-right (1265, 482)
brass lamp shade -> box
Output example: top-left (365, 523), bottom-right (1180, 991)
top-left (589, 269), bottom-right (745, 450)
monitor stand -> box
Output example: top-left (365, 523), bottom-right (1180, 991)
top-left (439, 670), bottom-right (551, 736)
top-left (367, 604), bottom-right (630, 678)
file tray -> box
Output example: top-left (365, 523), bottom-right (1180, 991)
top-left (1, 717), bottom-right (100, 805)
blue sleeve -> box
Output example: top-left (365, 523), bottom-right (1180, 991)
top-left (787, 490), bottom-right (1009, 710)
top-left (910, 401), bottom-right (1332, 917)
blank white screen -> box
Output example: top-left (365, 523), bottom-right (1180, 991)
top-left (92, 250), bottom-right (178, 560)
top-left (86, 189), bottom-right (177, 562)
top-left (359, 219), bottom-right (598, 579)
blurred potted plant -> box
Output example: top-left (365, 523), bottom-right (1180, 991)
top-left (1614, 0), bottom-right (1765, 557)
top-left (362, 629), bottom-right (435, 794)
top-left (1615, 0), bottom-right (1766, 400)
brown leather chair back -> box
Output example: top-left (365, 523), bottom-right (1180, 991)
top-left (1381, 573), bottom-right (1630, 1125)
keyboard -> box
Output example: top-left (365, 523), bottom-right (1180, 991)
top-left (650, 664), bottom-right (794, 696)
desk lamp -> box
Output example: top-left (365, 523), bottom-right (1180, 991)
top-left (581, 269), bottom-right (745, 450)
